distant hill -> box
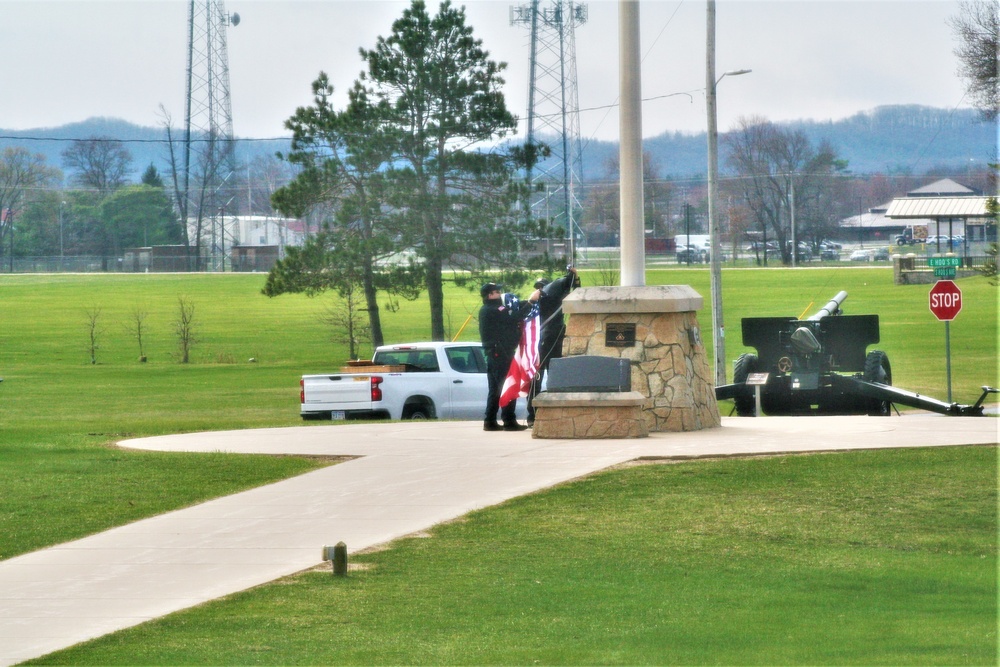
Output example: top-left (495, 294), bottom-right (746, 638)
top-left (0, 117), bottom-right (291, 185)
top-left (573, 105), bottom-right (995, 181)
top-left (0, 105), bottom-right (994, 186)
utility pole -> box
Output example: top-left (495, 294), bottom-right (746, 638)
top-left (706, 0), bottom-right (750, 387)
top-left (706, 0), bottom-right (724, 385)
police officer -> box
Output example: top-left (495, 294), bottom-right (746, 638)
top-left (527, 267), bottom-right (578, 425)
top-left (479, 282), bottom-right (538, 431)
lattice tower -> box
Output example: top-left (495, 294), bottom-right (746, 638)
top-left (183, 0), bottom-right (239, 270)
top-left (510, 0), bottom-right (587, 259)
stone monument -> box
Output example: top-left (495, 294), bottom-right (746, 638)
top-left (552, 285), bottom-right (720, 433)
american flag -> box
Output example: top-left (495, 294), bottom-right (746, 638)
top-left (499, 303), bottom-right (541, 408)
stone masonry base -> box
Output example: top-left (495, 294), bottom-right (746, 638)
top-left (531, 391), bottom-right (648, 439)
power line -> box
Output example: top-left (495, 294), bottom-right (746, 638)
top-left (0, 134), bottom-right (285, 145)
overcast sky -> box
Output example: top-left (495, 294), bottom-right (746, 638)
top-left (0, 0), bottom-right (978, 143)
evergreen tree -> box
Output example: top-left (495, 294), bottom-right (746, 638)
top-left (267, 0), bottom-right (547, 342)
top-left (141, 164), bottom-right (165, 188)
top-left (266, 73), bottom-right (414, 347)
top-left (99, 185), bottom-right (183, 255)
top-left (359, 0), bottom-right (539, 340)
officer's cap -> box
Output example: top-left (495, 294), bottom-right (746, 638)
top-left (480, 282), bottom-right (502, 298)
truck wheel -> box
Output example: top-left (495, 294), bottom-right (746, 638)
top-left (863, 350), bottom-right (892, 416)
top-left (732, 353), bottom-right (759, 417)
top-left (403, 404), bottom-right (434, 420)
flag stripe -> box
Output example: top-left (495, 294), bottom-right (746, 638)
top-left (499, 313), bottom-right (540, 408)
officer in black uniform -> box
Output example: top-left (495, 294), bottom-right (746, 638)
top-left (479, 282), bottom-right (537, 431)
top-left (526, 267), bottom-right (578, 425)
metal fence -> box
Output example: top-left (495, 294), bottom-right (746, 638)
top-left (3, 257), bottom-right (128, 273)
top-left (1, 251), bottom-right (994, 275)
top-left (1, 255), bottom-right (273, 273)
top-left (897, 254), bottom-right (993, 271)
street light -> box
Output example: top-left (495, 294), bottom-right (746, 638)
top-left (706, 0), bottom-right (751, 388)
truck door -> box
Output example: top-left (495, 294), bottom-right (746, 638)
top-left (444, 346), bottom-right (488, 419)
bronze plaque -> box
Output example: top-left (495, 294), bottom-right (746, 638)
top-left (605, 323), bottom-right (637, 348)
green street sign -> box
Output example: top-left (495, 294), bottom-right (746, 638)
top-left (928, 257), bottom-right (961, 268)
top-left (933, 267), bottom-right (957, 278)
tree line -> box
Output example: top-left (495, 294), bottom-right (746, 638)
top-left (2, 0), bottom-right (994, 342)
top-left (0, 141), bottom-right (182, 266)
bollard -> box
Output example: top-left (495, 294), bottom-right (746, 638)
top-left (322, 541), bottom-right (348, 576)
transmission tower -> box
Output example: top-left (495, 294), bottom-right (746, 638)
top-left (510, 0), bottom-right (587, 259)
top-left (183, 0), bottom-right (239, 271)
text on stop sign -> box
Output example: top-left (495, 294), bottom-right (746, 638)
top-left (930, 293), bottom-right (961, 308)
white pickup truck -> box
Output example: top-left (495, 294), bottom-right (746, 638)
top-left (300, 342), bottom-right (521, 421)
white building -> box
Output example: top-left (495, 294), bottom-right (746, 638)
top-left (840, 179), bottom-right (992, 246)
top-left (187, 214), bottom-right (309, 253)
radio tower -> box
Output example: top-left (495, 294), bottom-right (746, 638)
top-left (183, 0), bottom-right (239, 270)
top-left (510, 0), bottom-right (587, 260)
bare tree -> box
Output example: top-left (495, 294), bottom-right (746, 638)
top-left (319, 289), bottom-right (372, 361)
top-left (84, 307), bottom-right (104, 365)
top-left (173, 297), bottom-right (198, 363)
top-left (159, 105), bottom-right (238, 271)
top-left (949, 0), bottom-right (999, 120)
top-left (245, 153), bottom-right (294, 216)
top-left (125, 306), bottom-right (150, 362)
top-left (159, 105), bottom-right (191, 257)
top-left (725, 116), bottom-right (847, 264)
top-left (595, 256), bottom-right (620, 287)
top-left (0, 148), bottom-right (61, 263)
top-left (579, 152), bottom-right (669, 245)
top-left (61, 137), bottom-right (133, 196)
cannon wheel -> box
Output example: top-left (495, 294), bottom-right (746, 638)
top-left (864, 350), bottom-right (893, 416)
top-left (732, 353), bottom-right (759, 417)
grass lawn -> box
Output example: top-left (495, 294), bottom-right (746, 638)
top-left (0, 268), bottom-right (996, 558)
top-left (28, 446), bottom-right (997, 666)
top-left (0, 268), bottom-right (996, 664)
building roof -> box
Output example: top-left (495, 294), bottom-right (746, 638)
top-left (884, 196), bottom-right (991, 219)
top-left (907, 178), bottom-right (979, 197)
top-left (839, 209), bottom-right (900, 230)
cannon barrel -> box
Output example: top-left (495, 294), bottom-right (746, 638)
top-left (807, 291), bottom-right (848, 320)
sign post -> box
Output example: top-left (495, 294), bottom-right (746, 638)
top-left (746, 372), bottom-right (770, 417)
top-left (928, 280), bottom-right (963, 402)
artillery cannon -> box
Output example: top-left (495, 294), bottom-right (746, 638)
top-left (715, 291), bottom-right (996, 417)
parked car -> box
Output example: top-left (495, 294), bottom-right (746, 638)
top-left (924, 235), bottom-right (956, 249)
top-left (819, 247), bottom-right (840, 261)
top-left (872, 247), bottom-right (890, 261)
top-left (788, 242), bottom-right (813, 261)
top-left (746, 241), bottom-right (778, 253)
top-left (849, 249), bottom-right (872, 262)
top-left (676, 245), bottom-right (707, 263)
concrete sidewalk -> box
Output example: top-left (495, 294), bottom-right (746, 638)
top-left (1, 415), bottom-right (996, 666)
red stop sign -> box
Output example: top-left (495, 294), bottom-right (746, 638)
top-left (929, 280), bottom-right (962, 321)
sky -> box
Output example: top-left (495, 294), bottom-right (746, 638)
top-left (0, 0), bottom-right (979, 143)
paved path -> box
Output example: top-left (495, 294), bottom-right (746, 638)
top-left (1, 415), bottom-right (996, 666)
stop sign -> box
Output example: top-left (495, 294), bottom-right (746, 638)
top-left (929, 280), bottom-right (962, 321)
